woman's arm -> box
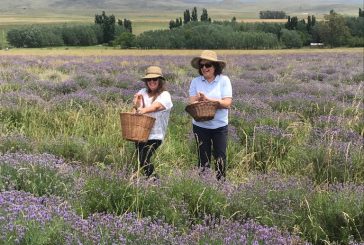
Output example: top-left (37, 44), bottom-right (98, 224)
top-left (137, 101), bottom-right (165, 114)
top-left (196, 92), bottom-right (232, 109)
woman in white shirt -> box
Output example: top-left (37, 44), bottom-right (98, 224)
top-left (133, 66), bottom-right (173, 178)
top-left (189, 50), bottom-right (232, 180)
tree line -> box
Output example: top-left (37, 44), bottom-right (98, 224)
top-left (259, 10), bottom-right (286, 19)
top-left (7, 11), bottom-right (132, 48)
top-left (169, 7), bottom-right (211, 29)
top-left (5, 9), bottom-right (364, 49)
top-left (151, 8), bottom-right (363, 49)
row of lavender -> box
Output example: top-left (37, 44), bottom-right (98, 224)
top-left (1, 152), bottom-right (364, 244)
top-left (0, 52), bottom-right (363, 243)
top-left (0, 52), bottom-right (363, 182)
top-left (0, 152), bottom-right (312, 244)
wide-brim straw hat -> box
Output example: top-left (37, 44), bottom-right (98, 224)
top-left (191, 50), bottom-right (226, 69)
top-left (141, 66), bottom-right (165, 81)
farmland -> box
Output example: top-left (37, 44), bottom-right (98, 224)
top-left (0, 48), bottom-right (363, 244)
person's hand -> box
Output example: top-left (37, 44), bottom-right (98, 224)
top-left (133, 94), bottom-right (143, 109)
top-left (136, 107), bottom-right (145, 114)
top-left (197, 92), bottom-right (208, 102)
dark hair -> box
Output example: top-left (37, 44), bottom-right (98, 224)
top-left (145, 77), bottom-right (166, 101)
top-left (198, 61), bottom-right (223, 76)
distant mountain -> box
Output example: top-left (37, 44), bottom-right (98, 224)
top-left (0, 0), bottom-right (361, 15)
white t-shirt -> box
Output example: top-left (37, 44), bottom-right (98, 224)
top-left (138, 88), bottom-right (173, 140)
top-left (189, 75), bottom-right (232, 129)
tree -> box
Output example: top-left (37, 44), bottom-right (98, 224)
top-left (191, 7), bottom-right (198, 21)
top-left (259, 10), bottom-right (286, 19)
top-left (169, 18), bottom-right (182, 29)
top-left (280, 29), bottom-right (303, 48)
top-left (94, 11), bottom-right (116, 44)
top-left (306, 15), bottom-right (316, 34)
top-left (200, 8), bottom-right (209, 22)
top-left (316, 10), bottom-right (350, 47)
top-left (123, 19), bottom-right (132, 33)
top-left (169, 20), bottom-right (176, 30)
top-left (285, 16), bottom-right (298, 30)
top-left (7, 29), bottom-right (24, 47)
top-left (184, 9), bottom-right (191, 24)
top-left (359, 8), bottom-right (364, 17)
top-left (114, 32), bottom-right (135, 48)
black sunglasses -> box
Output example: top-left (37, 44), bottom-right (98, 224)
top-left (145, 78), bottom-right (159, 82)
top-left (199, 62), bottom-right (213, 69)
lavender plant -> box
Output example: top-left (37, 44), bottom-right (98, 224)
top-left (0, 51), bottom-right (363, 244)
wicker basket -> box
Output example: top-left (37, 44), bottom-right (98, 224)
top-left (120, 112), bottom-right (156, 142)
top-left (185, 101), bottom-right (219, 122)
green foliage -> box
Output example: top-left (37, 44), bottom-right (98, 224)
top-left (278, 122), bottom-right (364, 184)
top-left (0, 163), bottom-right (74, 197)
top-left (95, 11), bottom-right (116, 44)
top-left (119, 18), bottom-right (133, 33)
top-left (39, 136), bottom-right (87, 162)
top-left (200, 8), bottom-right (210, 22)
top-left (298, 190), bottom-right (364, 244)
top-left (136, 22), bottom-right (279, 49)
top-left (191, 7), bottom-right (198, 22)
top-left (249, 130), bottom-right (291, 172)
top-left (79, 176), bottom-right (188, 227)
top-left (167, 177), bottom-right (228, 223)
top-left (80, 174), bottom-right (228, 229)
top-left (280, 29), bottom-right (304, 48)
top-left (2, 218), bottom-right (69, 245)
top-left (315, 10), bottom-right (351, 47)
top-left (285, 16), bottom-right (298, 30)
top-left (229, 175), bottom-right (310, 228)
top-left (359, 8), bottom-right (364, 17)
top-left (259, 10), bottom-right (286, 19)
top-left (7, 24), bottom-right (105, 48)
top-left (184, 9), bottom-right (191, 24)
top-left (169, 18), bottom-right (183, 30)
top-left (0, 108), bottom-right (24, 131)
top-left (62, 25), bottom-right (100, 46)
top-left (7, 25), bottom-right (64, 48)
top-left (80, 177), bottom-right (138, 216)
top-left (0, 134), bottom-right (33, 153)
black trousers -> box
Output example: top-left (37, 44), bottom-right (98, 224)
top-left (193, 124), bottom-right (228, 180)
top-left (135, 140), bottom-right (162, 177)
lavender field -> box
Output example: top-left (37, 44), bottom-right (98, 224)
top-left (0, 51), bottom-right (363, 244)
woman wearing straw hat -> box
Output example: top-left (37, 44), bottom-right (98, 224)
top-left (189, 50), bottom-right (232, 180)
top-left (133, 66), bottom-right (173, 178)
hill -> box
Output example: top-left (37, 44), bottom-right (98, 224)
top-left (0, 0), bottom-right (361, 18)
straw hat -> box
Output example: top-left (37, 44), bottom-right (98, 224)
top-left (191, 50), bottom-right (226, 69)
top-left (141, 66), bottom-right (165, 81)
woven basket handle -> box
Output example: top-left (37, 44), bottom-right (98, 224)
top-left (140, 95), bottom-right (145, 108)
top-left (132, 94), bottom-right (145, 113)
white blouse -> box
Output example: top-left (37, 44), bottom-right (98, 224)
top-left (137, 88), bottom-right (173, 140)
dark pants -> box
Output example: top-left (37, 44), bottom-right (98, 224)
top-left (135, 140), bottom-right (162, 177)
top-left (193, 124), bottom-right (228, 180)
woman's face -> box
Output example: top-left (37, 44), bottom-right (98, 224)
top-left (199, 59), bottom-right (215, 79)
top-left (146, 78), bottom-right (160, 92)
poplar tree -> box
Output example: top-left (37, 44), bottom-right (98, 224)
top-left (200, 8), bottom-right (209, 22)
top-left (191, 7), bottom-right (198, 21)
top-left (184, 9), bottom-right (191, 24)
top-left (95, 11), bottom-right (116, 44)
